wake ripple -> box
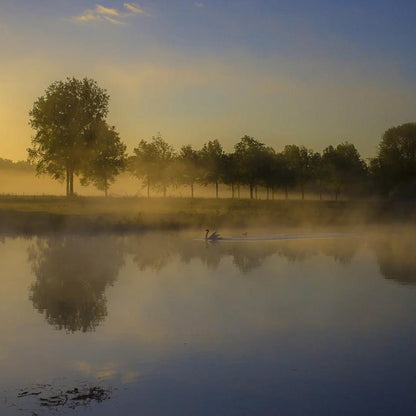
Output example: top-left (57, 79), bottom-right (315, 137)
top-left (196, 233), bottom-right (358, 242)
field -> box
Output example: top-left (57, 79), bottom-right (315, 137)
top-left (0, 195), bottom-right (415, 235)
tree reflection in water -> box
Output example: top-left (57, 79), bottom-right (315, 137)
top-left (28, 235), bottom-right (124, 332)
top-left (374, 232), bottom-right (416, 285)
top-left (27, 232), bottom-right (366, 333)
top-left (127, 232), bottom-right (361, 274)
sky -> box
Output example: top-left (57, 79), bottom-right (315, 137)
top-left (0, 0), bottom-right (415, 160)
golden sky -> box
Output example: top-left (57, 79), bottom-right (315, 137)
top-left (1, 1), bottom-right (415, 160)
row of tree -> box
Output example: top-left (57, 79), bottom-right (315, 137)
top-left (27, 77), bottom-right (416, 199)
top-left (129, 134), bottom-right (367, 200)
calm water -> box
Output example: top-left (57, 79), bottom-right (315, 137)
top-left (1, 230), bottom-right (416, 415)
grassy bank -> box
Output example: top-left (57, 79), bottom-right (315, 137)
top-left (0, 195), bottom-right (415, 234)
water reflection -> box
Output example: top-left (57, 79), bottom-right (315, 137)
top-left (127, 233), bottom-right (361, 274)
top-left (25, 231), bottom-right (416, 334)
top-left (28, 236), bottom-right (124, 332)
top-left (1, 230), bottom-right (415, 415)
top-left (373, 232), bottom-right (416, 285)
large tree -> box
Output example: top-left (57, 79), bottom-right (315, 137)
top-left (28, 77), bottom-right (110, 196)
top-left (371, 123), bottom-right (416, 198)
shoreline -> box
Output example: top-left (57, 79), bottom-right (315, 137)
top-left (0, 196), bottom-right (415, 235)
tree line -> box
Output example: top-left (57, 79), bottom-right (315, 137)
top-left (27, 77), bottom-right (416, 200)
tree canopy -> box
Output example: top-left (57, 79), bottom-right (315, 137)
top-left (371, 123), bottom-right (416, 198)
top-left (129, 133), bottom-right (176, 198)
top-left (28, 77), bottom-right (125, 196)
top-left (80, 121), bottom-right (127, 196)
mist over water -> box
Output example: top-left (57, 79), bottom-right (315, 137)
top-left (1, 230), bottom-right (416, 415)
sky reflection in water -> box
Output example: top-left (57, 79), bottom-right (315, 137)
top-left (1, 231), bottom-right (416, 415)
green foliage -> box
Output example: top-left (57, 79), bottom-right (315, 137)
top-left (234, 135), bottom-right (269, 198)
top-left (28, 77), bottom-right (111, 196)
top-left (199, 139), bottom-right (226, 198)
top-left (175, 145), bottom-right (201, 197)
top-left (130, 133), bottom-right (176, 197)
top-left (283, 145), bottom-right (319, 199)
top-left (321, 142), bottom-right (367, 200)
top-left (371, 123), bottom-right (416, 198)
top-left (79, 121), bottom-right (127, 196)
top-left (24, 97), bottom-right (416, 201)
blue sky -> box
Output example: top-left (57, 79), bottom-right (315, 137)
top-left (1, 0), bottom-right (415, 160)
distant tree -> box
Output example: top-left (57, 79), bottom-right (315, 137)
top-left (222, 152), bottom-right (240, 198)
top-left (150, 134), bottom-right (176, 197)
top-left (370, 123), bottom-right (416, 198)
top-left (234, 135), bottom-right (268, 199)
top-left (130, 133), bottom-right (175, 198)
top-left (175, 145), bottom-right (201, 198)
top-left (310, 152), bottom-right (325, 200)
top-left (321, 142), bottom-right (367, 200)
top-left (283, 145), bottom-right (318, 200)
top-left (28, 77), bottom-right (110, 196)
top-left (273, 151), bottom-right (295, 199)
top-left (80, 121), bottom-right (127, 196)
top-left (261, 150), bottom-right (284, 200)
top-left (0, 158), bottom-right (33, 171)
top-left (129, 139), bottom-right (156, 198)
top-left (199, 139), bottom-right (226, 199)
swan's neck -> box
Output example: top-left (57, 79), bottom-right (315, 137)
top-left (205, 230), bottom-right (209, 239)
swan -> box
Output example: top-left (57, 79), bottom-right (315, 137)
top-left (205, 229), bottom-right (222, 240)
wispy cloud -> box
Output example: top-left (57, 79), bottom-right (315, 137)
top-left (71, 3), bottom-right (147, 24)
top-left (95, 5), bottom-right (121, 16)
top-left (124, 3), bottom-right (146, 14)
top-left (193, 2), bottom-right (205, 7)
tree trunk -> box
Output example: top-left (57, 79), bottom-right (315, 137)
top-left (250, 184), bottom-right (254, 199)
top-left (285, 186), bottom-right (288, 200)
top-left (231, 183), bottom-right (235, 199)
top-left (147, 179), bottom-right (150, 199)
top-left (69, 169), bottom-right (74, 196)
top-left (104, 178), bottom-right (108, 197)
top-left (255, 186), bottom-right (258, 199)
top-left (66, 168), bottom-right (70, 197)
top-left (237, 184), bottom-right (240, 199)
top-left (191, 183), bottom-right (194, 198)
top-left (215, 181), bottom-right (219, 199)
top-left (301, 184), bottom-right (305, 200)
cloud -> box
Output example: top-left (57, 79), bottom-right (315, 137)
top-left (71, 3), bottom-right (147, 24)
top-left (103, 16), bottom-right (126, 25)
top-left (193, 2), bottom-right (204, 7)
top-left (124, 3), bottom-right (147, 14)
top-left (96, 5), bottom-right (121, 16)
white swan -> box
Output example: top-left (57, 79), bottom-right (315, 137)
top-left (205, 229), bottom-right (222, 241)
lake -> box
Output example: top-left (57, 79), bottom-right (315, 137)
top-left (1, 230), bottom-right (416, 415)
